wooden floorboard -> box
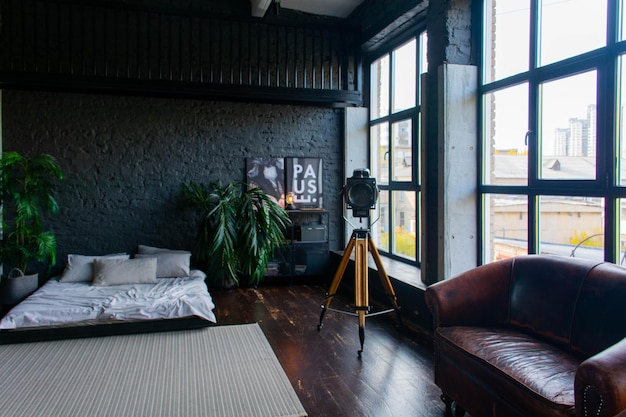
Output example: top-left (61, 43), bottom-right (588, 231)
top-left (211, 283), bottom-right (446, 417)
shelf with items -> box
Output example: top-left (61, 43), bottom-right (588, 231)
top-left (266, 209), bottom-right (329, 279)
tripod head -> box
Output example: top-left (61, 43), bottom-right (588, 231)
top-left (343, 168), bottom-right (381, 231)
top-left (344, 169), bottom-right (378, 218)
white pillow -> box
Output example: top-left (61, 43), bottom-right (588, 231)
top-left (91, 257), bottom-right (157, 286)
top-left (59, 253), bottom-right (130, 283)
top-left (136, 245), bottom-right (191, 277)
top-left (135, 252), bottom-right (191, 278)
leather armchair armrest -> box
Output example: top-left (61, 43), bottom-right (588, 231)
top-left (425, 258), bottom-right (513, 327)
top-left (575, 338), bottom-right (626, 417)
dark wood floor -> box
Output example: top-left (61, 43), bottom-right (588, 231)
top-left (211, 283), bottom-right (447, 417)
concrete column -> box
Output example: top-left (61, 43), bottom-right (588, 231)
top-left (344, 107), bottom-right (369, 245)
top-left (422, 0), bottom-right (477, 284)
top-left (437, 63), bottom-right (478, 280)
top-left (422, 64), bottom-right (477, 284)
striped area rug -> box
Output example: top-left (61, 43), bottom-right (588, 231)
top-left (0, 323), bottom-right (307, 417)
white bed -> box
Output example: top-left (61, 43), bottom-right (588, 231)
top-left (0, 246), bottom-right (217, 338)
top-left (0, 270), bottom-right (216, 330)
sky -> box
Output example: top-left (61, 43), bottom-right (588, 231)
top-left (490, 0), bottom-right (609, 154)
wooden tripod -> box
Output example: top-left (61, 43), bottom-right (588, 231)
top-left (317, 228), bottom-right (402, 357)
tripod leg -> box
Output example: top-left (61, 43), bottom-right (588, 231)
top-left (368, 235), bottom-right (403, 326)
top-left (318, 237), bottom-right (355, 331)
top-left (357, 316), bottom-right (365, 358)
top-left (354, 236), bottom-right (369, 357)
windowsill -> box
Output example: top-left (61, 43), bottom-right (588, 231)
top-left (331, 250), bottom-right (425, 291)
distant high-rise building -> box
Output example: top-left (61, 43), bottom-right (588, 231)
top-left (586, 104), bottom-right (596, 157)
top-left (553, 103), bottom-right (595, 157)
top-left (569, 117), bottom-right (587, 156)
top-left (554, 128), bottom-right (569, 156)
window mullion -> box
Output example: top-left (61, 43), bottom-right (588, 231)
top-left (606, 196), bottom-right (617, 262)
top-left (528, 78), bottom-right (539, 188)
top-left (598, 56), bottom-right (614, 190)
top-left (530, 0), bottom-right (539, 71)
top-left (528, 193), bottom-right (539, 255)
top-left (387, 121), bottom-right (394, 253)
top-left (388, 50), bottom-right (394, 121)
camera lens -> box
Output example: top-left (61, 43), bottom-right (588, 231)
top-left (345, 171), bottom-right (378, 218)
top-left (347, 182), bottom-right (376, 207)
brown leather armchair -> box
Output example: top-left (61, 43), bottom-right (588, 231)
top-left (425, 255), bottom-right (626, 417)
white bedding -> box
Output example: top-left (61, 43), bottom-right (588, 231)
top-left (0, 270), bottom-right (216, 330)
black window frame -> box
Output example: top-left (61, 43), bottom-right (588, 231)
top-left (478, 0), bottom-right (625, 264)
top-left (364, 27), bottom-right (426, 268)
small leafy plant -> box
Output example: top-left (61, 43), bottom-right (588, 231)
top-left (0, 151), bottom-right (64, 276)
top-left (182, 181), bottom-right (291, 287)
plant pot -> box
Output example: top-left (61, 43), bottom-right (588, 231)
top-left (1, 269), bottom-right (38, 306)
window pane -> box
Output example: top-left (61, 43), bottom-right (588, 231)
top-left (417, 191), bottom-right (422, 262)
top-left (539, 71), bottom-right (597, 180)
top-left (369, 32), bottom-right (421, 270)
top-left (538, 196), bottom-right (604, 261)
top-left (371, 123), bottom-right (389, 185)
top-left (370, 55), bottom-right (390, 120)
top-left (392, 120), bottom-right (412, 182)
top-left (483, 194), bottom-right (528, 263)
top-left (622, 1), bottom-right (626, 41)
top-left (539, 0), bottom-right (607, 66)
top-left (483, 0), bottom-right (530, 83)
top-left (373, 189), bottom-right (390, 253)
top-left (392, 39), bottom-right (416, 113)
top-left (418, 32), bottom-right (428, 107)
top-left (392, 190), bottom-right (416, 261)
top-left (483, 84), bottom-right (529, 185)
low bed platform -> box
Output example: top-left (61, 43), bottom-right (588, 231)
top-left (0, 247), bottom-right (217, 344)
top-left (0, 315), bottom-right (214, 344)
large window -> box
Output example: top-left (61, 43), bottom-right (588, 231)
top-left (368, 32), bottom-right (427, 267)
top-left (480, 0), bottom-right (625, 264)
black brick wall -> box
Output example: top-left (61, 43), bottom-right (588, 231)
top-left (2, 90), bottom-right (344, 273)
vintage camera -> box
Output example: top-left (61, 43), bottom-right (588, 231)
top-left (345, 169), bottom-right (378, 218)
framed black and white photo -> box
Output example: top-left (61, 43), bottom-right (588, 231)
top-left (246, 157), bottom-right (285, 207)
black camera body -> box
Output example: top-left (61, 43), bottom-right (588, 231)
top-left (345, 169), bottom-right (378, 218)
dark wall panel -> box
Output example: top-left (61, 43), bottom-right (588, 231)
top-left (0, 0), bottom-right (361, 106)
top-left (2, 90), bottom-right (344, 273)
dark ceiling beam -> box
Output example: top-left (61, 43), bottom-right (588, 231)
top-left (0, 71), bottom-right (362, 108)
top-left (350, 0), bottom-right (428, 54)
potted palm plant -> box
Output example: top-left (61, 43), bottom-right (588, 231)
top-left (182, 181), bottom-right (291, 288)
top-left (0, 151), bottom-right (64, 305)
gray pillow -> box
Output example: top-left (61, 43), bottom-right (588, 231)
top-left (59, 253), bottom-right (130, 283)
top-left (135, 252), bottom-right (191, 278)
top-left (92, 257), bottom-right (158, 286)
top-left (136, 245), bottom-right (191, 277)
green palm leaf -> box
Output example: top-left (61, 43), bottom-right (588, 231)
top-left (182, 181), bottom-right (291, 287)
top-left (0, 151), bottom-right (63, 274)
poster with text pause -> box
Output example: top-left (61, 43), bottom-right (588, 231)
top-left (286, 157), bottom-right (323, 209)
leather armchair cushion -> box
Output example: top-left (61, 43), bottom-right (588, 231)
top-left (437, 326), bottom-right (580, 417)
top-left (426, 258), bottom-right (513, 328)
top-left (509, 256), bottom-right (596, 350)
